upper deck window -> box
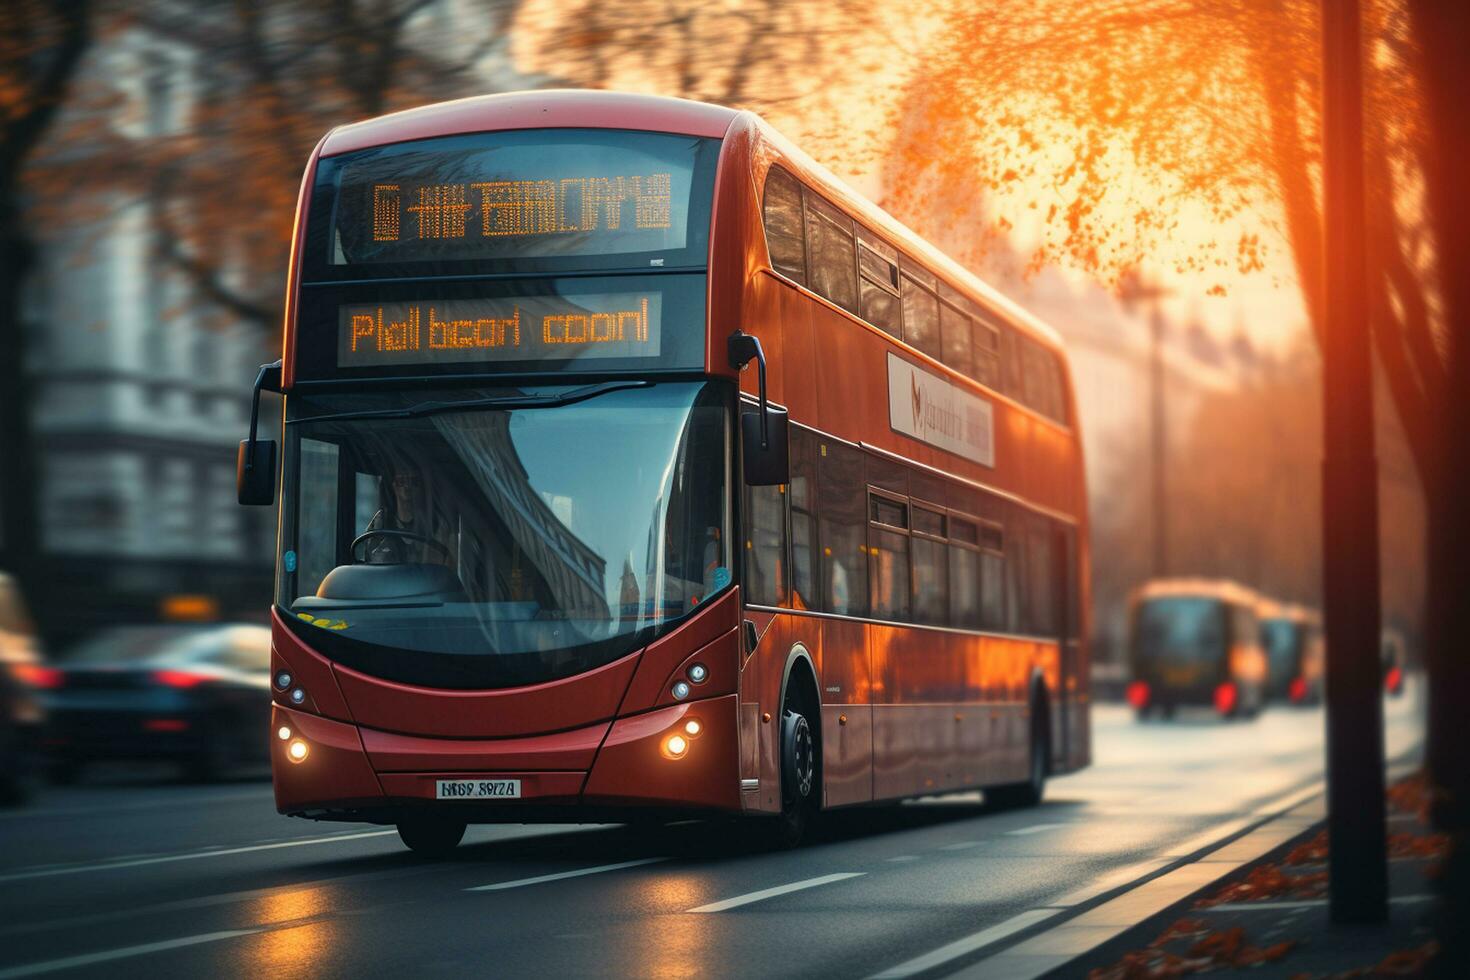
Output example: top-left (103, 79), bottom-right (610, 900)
top-left (304, 129), bottom-right (719, 280)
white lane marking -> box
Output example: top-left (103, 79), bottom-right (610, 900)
top-left (466, 857), bottom-right (667, 892)
top-left (0, 929), bottom-right (262, 979)
top-left (688, 872), bottom-right (865, 913)
top-left (1202, 894), bottom-right (1435, 913)
top-left (886, 855), bottom-right (919, 863)
top-left (1005, 823), bottom-right (1066, 836)
top-left (940, 841), bottom-right (981, 851)
top-left (0, 830), bottom-right (398, 883)
top-left (866, 908), bottom-right (1060, 979)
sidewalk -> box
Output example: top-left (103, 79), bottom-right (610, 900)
top-left (1073, 772), bottom-right (1444, 979)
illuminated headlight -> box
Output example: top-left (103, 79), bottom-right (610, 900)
top-left (683, 719), bottom-right (702, 737)
top-left (664, 734), bottom-right (688, 758)
top-left (290, 688), bottom-right (306, 705)
top-left (287, 738), bottom-right (309, 763)
top-left (277, 726), bottom-right (292, 741)
top-left (688, 664), bottom-right (708, 683)
top-left (672, 681), bottom-right (690, 701)
top-left (275, 671), bottom-right (292, 690)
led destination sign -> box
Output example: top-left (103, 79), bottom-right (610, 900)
top-left (337, 293), bottom-right (662, 368)
top-left (326, 130), bottom-right (710, 267)
top-left (369, 175), bottom-right (672, 242)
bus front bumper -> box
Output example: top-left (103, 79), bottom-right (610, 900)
top-left (270, 694), bottom-right (741, 821)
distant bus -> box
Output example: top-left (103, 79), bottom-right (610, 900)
top-left (1256, 601), bottom-right (1324, 705)
top-left (237, 91), bottom-right (1090, 853)
top-left (1127, 579), bottom-right (1267, 719)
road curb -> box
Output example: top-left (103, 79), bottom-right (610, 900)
top-left (945, 759), bottom-right (1418, 979)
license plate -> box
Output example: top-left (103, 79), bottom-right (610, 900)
top-left (434, 779), bottom-right (522, 800)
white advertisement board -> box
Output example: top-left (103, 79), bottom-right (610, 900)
top-left (886, 352), bottom-right (995, 468)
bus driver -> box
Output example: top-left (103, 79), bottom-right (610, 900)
top-left (362, 469), bottom-right (453, 566)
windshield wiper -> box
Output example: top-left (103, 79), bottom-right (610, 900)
top-left (289, 380), bottom-right (651, 424)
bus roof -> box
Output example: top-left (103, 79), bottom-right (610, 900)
top-left (320, 90), bottom-right (739, 157)
top-left (1132, 577), bottom-right (1261, 608)
top-left (315, 89), bottom-right (1065, 353)
top-left (743, 117), bottom-right (1067, 352)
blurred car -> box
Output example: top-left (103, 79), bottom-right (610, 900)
top-left (0, 572), bottom-right (48, 804)
top-left (1126, 579), bottom-right (1268, 720)
top-left (43, 623), bottom-right (271, 782)
top-left (1257, 601), bottom-right (1325, 706)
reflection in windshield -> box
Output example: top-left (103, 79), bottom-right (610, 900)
top-left (277, 381), bottom-right (730, 689)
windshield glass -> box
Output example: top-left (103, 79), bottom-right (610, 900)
top-left (277, 381), bottom-right (730, 689)
top-left (1260, 618), bottom-right (1303, 682)
top-left (1134, 597), bottom-right (1227, 665)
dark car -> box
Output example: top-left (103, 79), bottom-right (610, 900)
top-left (43, 624), bottom-right (271, 782)
top-left (0, 573), bottom-right (48, 804)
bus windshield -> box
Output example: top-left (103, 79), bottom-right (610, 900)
top-left (276, 380), bottom-right (730, 689)
top-left (1260, 618), bottom-right (1302, 682)
top-left (1135, 598), bottom-right (1227, 664)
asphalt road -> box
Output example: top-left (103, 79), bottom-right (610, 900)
top-left (0, 689), bottom-right (1422, 980)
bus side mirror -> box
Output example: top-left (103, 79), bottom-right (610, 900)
top-left (237, 439), bottom-right (278, 505)
top-left (237, 359), bottom-right (282, 506)
top-left (742, 405), bottom-right (789, 486)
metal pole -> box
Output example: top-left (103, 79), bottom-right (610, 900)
top-left (1149, 302), bottom-right (1167, 578)
top-left (1321, 0), bottom-right (1387, 923)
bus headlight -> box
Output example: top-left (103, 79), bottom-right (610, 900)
top-left (663, 734), bottom-right (689, 759)
top-left (688, 663), bottom-right (708, 683)
top-left (287, 738), bottom-right (310, 763)
top-left (671, 680), bottom-right (690, 701)
top-left (683, 719), bottom-right (702, 738)
top-left (277, 725), bottom-right (292, 741)
top-left (290, 687), bottom-right (307, 705)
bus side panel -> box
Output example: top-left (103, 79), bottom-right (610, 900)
top-left (817, 615), bottom-right (873, 807)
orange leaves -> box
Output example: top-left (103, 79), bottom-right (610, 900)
top-left (1195, 863), bottom-right (1327, 907)
top-left (1089, 920), bottom-right (1294, 979)
top-left (1286, 830), bottom-right (1330, 865)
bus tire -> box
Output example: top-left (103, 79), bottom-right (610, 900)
top-left (397, 818), bottom-right (466, 857)
top-left (770, 699), bottom-right (819, 848)
top-left (988, 698), bottom-right (1048, 809)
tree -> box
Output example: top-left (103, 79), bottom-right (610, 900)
top-left (880, 0), bottom-right (1457, 816)
top-left (0, 0), bottom-right (92, 626)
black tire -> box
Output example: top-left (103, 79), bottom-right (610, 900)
top-left (398, 818), bottom-right (466, 857)
top-left (766, 695), bottom-right (819, 849)
top-left (988, 700), bottom-right (1048, 809)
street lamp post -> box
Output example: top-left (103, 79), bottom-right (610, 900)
top-left (1321, 0), bottom-right (1387, 923)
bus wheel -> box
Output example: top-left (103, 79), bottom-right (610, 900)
top-left (988, 702), bottom-right (1048, 809)
top-left (771, 704), bottom-right (818, 848)
top-left (397, 818), bottom-right (466, 857)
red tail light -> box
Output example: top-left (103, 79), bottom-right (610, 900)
top-left (1127, 680), bottom-right (1151, 710)
top-left (11, 664), bottom-right (63, 689)
top-left (1214, 681), bottom-right (1238, 716)
top-left (144, 718), bottom-right (190, 732)
top-left (1386, 666), bottom-right (1403, 694)
top-left (1288, 677), bottom-right (1307, 703)
top-left (153, 669), bottom-right (209, 689)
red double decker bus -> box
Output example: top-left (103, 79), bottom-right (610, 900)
top-left (237, 91), bottom-right (1090, 853)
